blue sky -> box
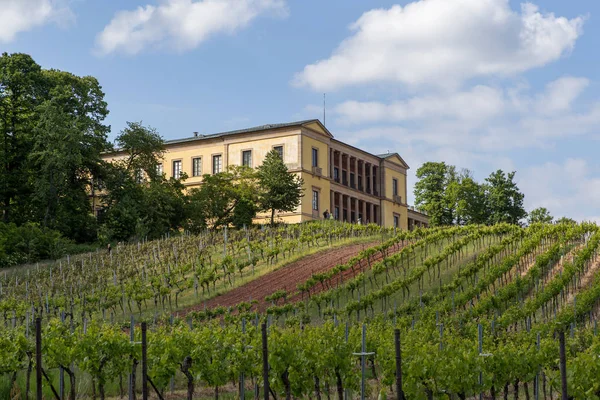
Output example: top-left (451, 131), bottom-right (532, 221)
top-left (2, 0), bottom-right (600, 221)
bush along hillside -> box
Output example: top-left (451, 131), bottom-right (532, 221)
top-left (3, 222), bottom-right (600, 399)
top-left (0, 223), bottom-right (88, 269)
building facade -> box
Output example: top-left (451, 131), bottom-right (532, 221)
top-left (101, 119), bottom-right (428, 229)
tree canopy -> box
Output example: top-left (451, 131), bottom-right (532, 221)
top-left (256, 150), bottom-right (304, 225)
top-left (0, 53), bottom-right (110, 242)
top-left (527, 207), bottom-right (553, 225)
top-left (414, 162), bottom-right (527, 226)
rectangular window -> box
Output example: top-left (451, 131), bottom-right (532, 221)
top-left (192, 157), bottom-right (202, 177)
top-left (334, 167), bottom-right (339, 181)
top-left (394, 215), bottom-right (399, 228)
top-left (312, 190), bottom-right (319, 211)
top-left (172, 160), bottom-right (182, 179)
top-left (350, 172), bottom-right (355, 188)
top-left (334, 207), bottom-right (339, 220)
top-left (156, 163), bottom-right (163, 176)
top-left (242, 150), bottom-right (252, 167)
top-left (393, 178), bottom-right (398, 196)
top-left (312, 148), bottom-right (318, 167)
top-left (212, 155), bottom-right (223, 174)
top-left (273, 146), bottom-right (284, 159)
top-left (358, 175), bottom-right (363, 190)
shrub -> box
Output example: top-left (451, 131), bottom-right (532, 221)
top-left (0, 222), bottom-right (74, 268)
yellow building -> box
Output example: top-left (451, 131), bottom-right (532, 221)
top-left (101, 119), bottom-right (428, 229)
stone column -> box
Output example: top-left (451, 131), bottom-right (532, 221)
top-left (362, 200), bottom-right (367, 222)
top-left (373, 165), bottom-right (377, 196)
top-left (346, 195), bottom-right (351, 222)
top-left (330, 190), bottom-right (334, 218)
top-left (354, 197), bottom-right (360, 222)
top-left (365, 163), bottom-right (369, 193)
top-left (369, 203), bottom-right (374, 224)
top-left (361, 160), bottom-right (366, 191)
top-left (353, 158), bottom-right (357, 189)
top-left (346, 154), bottom-right (350, 187)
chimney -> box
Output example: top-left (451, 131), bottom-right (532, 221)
top-left (193, 131), bottom-right (199, 137)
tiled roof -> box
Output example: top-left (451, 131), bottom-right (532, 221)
top-left (165, 119), bottom-right (322, 145)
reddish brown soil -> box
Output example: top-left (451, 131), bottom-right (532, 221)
top-left (180, 240), bottom-right (398, 314)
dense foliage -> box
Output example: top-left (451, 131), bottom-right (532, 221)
top-left (0, 222), bottom-right (74, 268)
top-left (2, 222), bottom-right (600, 399)
top-left (414, 162), bottom-right (528, 226)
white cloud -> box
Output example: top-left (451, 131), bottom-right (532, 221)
top-left (293, 0), bottom-right (584, 91)
top-left (95, 0), bottom-right (287, 55)
top-left (334, 86), bottom-right (505, 124)
top-left (520, 158), bottom-right (600, 221)
top-left (330, 76), bottom-right (599, 151)
top-left (323, 75), bottom-right (600, 215)
top-left (0, 0), bottom-right (73, 42)
top-left (535, 76), bottom-right (589, 115)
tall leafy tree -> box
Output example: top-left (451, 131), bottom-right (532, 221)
top-left (484, 170), bottom-right (527, 225)
top-left (28, 70), bottom-right (110, 241)
top-left (447, 172), bottom-right (489, 225)
top-left (527, 207), bottom-right (553, 225)
top-left (256, 150), bottom-right (304, 226)
top-left (414, 162), bottom-right (455, 226)
top-left (101, 123), bottom-right (186, 241)
top-left (114, 121), bottom-right (165, 181)
top-left (0, 53), bottom-right (43, 223)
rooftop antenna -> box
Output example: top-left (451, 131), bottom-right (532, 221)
top-left (323, 93), bottom-right (326, 126)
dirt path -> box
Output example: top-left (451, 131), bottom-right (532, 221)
top-left (540, 242), bottom-right (584, 283)
top-left (180, 241), bottom-right (383, 314)
top-left (565, 256), bottom-right (600, 304)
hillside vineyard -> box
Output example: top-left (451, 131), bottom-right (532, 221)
top-left (2, 222), bottom-right (600, 399)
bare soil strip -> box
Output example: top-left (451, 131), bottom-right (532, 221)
top-left (180, 241), bottom-right (383, 314)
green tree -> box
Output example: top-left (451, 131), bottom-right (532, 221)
top-left (257, 150), bottom-right (303, 226)
top-left (414, 162), bottom-right (455, 226)
top-left (185, 166), bottom-right (258, 231)
top-left (28, 70), bottom-right (109, 242)
top-left (137, 177), bottom-right (187, 239)
top-left (556, 216), bottom-right (576, 225)
top-left (114, 121), bottom-right (165, 181)
top-left (484, 170), bottom-right (527, 225)
top-left (0, 53), bottom-right (111, 243)
top-left (527, 207), bottom-right (553, 225)
top-left (232, 196), bottom-right (258, 229)
top-left (446, 172), bottom-right (488, 225)
top-left (0, 53), bottom-right (44, 224)
top-left (101, 123), bottom-right (186, 241)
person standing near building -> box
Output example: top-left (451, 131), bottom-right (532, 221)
top-left (323, 209), bottom-right (329, 219)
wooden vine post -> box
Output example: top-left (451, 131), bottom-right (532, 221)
top-left (262, 322), bottom-right (269, 400)
top-left (558, 330), bottom-right (568, 400)
top-left (142, 322), bottom-right (148, 400)
top-left (36, 317), bottom-right (42, 400)
top-left (394, 329), bottom-right (405, 400)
